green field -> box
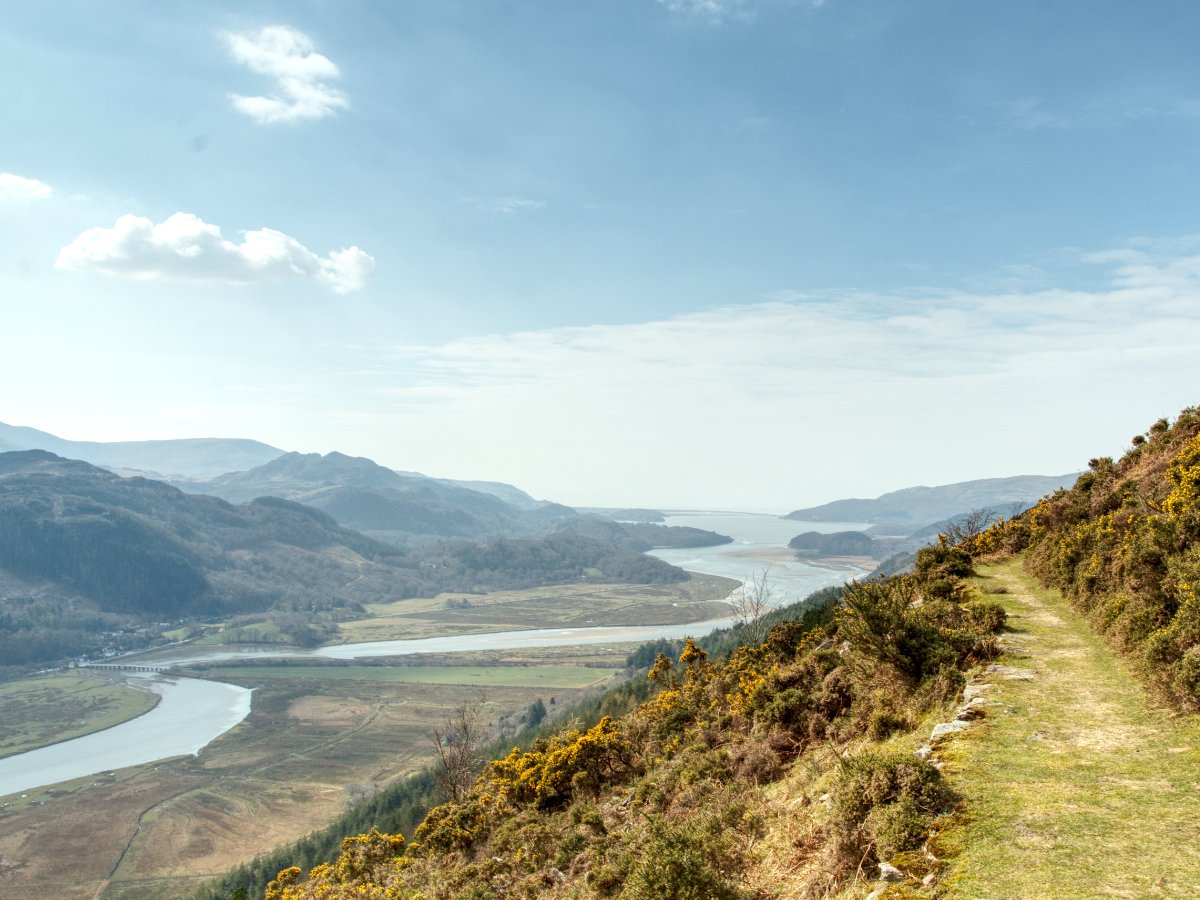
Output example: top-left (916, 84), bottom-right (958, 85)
top-left (0, 671), bottom-right (160, 759)
top-left (195, 664), bottom-right (622, 688)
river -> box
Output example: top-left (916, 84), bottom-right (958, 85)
top-left (0, 511), bottom-right (864, 798)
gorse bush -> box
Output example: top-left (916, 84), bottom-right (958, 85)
top-left (254, 550), bottom-right (1002, 899)
top-left (971, 406), bottom-right (1200, 710)
top-left (830, 752), bottom-right (953, 861)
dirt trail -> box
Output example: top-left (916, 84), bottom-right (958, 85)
top-left (939, 559), bottom-right (1200, 898)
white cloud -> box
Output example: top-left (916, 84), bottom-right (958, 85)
top-left (336, 243), bottom-right (1200, 507)
top-left (461, 196), bottom-right (547, 214)
top-left (55, 212), bottom-right (373, 294)
top-left (0, 172), bottom-right (52, 201)
top-left (656, 0), bottom-right (823, 21)
top-left (224, 26), bottom-right (348, 124)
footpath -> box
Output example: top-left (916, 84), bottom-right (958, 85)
top-left (938, 558), bottom-right (1200, 898)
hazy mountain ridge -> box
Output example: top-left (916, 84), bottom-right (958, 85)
top-left (0, 451), bottom-right (689, 671)
top-left (0, 421), bottom-right (284, 480)
top-left (787, 473), bottom-right (1080, 529)
top-left (0, 421), bottom-right (550, 524)
top-left (179, 451), bottom-right (539, 542)
top-left (179, 451), bottom-right (731, 550)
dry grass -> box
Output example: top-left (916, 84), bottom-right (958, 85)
top-left (334, 575), bottom-right (738, 643)
top-left (0, 671), bottom-right (159, 759)
top-left (0, 657), bottom-right (611, 899)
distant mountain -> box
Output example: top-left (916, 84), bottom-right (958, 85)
top-left (0, 451), bottom-right (689, 670)
top-left (577, 508), bottom-right (666, 523)
top-left (181, 452), bottom-right (731, 549)
top-left (0, 421), bottom-right (283, 480)
top-left (179, 451), bottom-right (574, 543)
top-left (785, 474), bottom-right (1080, 529)
top-left (438, 479), bottom-right (543, 510)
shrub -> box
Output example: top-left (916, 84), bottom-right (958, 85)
top-left (829, 752), bottom-right (952, 866)
top-left (622, 818), bottom-right (743, 900)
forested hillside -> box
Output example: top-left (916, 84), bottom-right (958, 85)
top-left (0, 452), bottom-right (690, 671)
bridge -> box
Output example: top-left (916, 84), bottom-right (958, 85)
top-left (82, 663), bottom-right (173, 673)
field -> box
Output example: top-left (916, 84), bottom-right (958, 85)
top-left (334, 575), bottom-right (738, 643)
top-left (0, 575), bottom-right (738, 898)
top-left (0, 671), bottom-right (159, 759)
top-left (0, 652), bottom-right (655, 897)
top-left (195, 664), bottom-right (622, 689)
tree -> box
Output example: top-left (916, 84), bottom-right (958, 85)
top-left (942, 507), bottom-right (996, 545)
top-left (730, 568), bottom-right (774, 645)
top-left (525, 697), bottom-right (547, 728)
top-left (431, 694), bottom-right (486, 803)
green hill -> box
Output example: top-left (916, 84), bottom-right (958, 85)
top-left (0, 452), bottom-right (689, 671)
top-left (225, 407), bottom-right (1200, 900)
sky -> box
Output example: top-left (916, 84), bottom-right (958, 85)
top-left (3, 0), bottom-right (1200, 510)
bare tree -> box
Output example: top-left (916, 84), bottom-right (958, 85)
top-left (431, 693), bottom-right (486, 803)
top-left (730, 568), bottom-right (774, 645)
top-left (942, 507), bottom-right (996, 545)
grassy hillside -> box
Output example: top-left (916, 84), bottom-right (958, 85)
top-left (232, 542), bottom-right (1005, 899)
top-left (971, 406), bottom-right (1200, 711)
top-left (936, 559), bottom-right (1200, 897)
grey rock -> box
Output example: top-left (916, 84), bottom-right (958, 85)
top-left (878, 861), bottom-right (905, 882)
top-left (962, 682), bottom-right (994, 702)
top-left (984, 664), bottom-right (1036, 680)
top-left (954, 696), bottom-right (989, 721)
top-left (930, 720), bottom-right (971, 742)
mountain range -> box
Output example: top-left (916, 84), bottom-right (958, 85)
top-left (0, 450), bottom-right (701, 671)
top-left (786, 473), bottom-right (1080, 532)
top-left (0, 421), bottom-right (283, 480)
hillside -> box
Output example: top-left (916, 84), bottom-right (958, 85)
top-left (970, 407), bottom-right (1200, 712)
top-left (787, 473), bottom-right (1078, 531)
top-left (181, 451), bottom-right (731, 550)
top-left (0, 452), bottom-right (689, 671)
top-left (234, 536), bottom-right (1005, 899)
top-left (181, 451), bottom-right (543, 542)
top-left (229, 408), bottom-right (1200, 900)
top-left (0, 421), bottom-right (283, 480)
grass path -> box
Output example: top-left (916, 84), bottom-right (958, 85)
top-left (938, 558), bottom-right (1200, 898)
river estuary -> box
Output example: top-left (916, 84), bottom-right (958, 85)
top-left (0, 512), bottom-right (866, 797)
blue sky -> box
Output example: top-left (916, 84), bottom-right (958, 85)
top-left (3, 0), bottom-right (1200, 508)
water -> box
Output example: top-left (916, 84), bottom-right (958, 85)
top-left (0, 511), bottom-right (866, 797)
top-left (650, 511), bottom-right (867, 605)
top-left (0, 674), bottom-right (251, 798)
